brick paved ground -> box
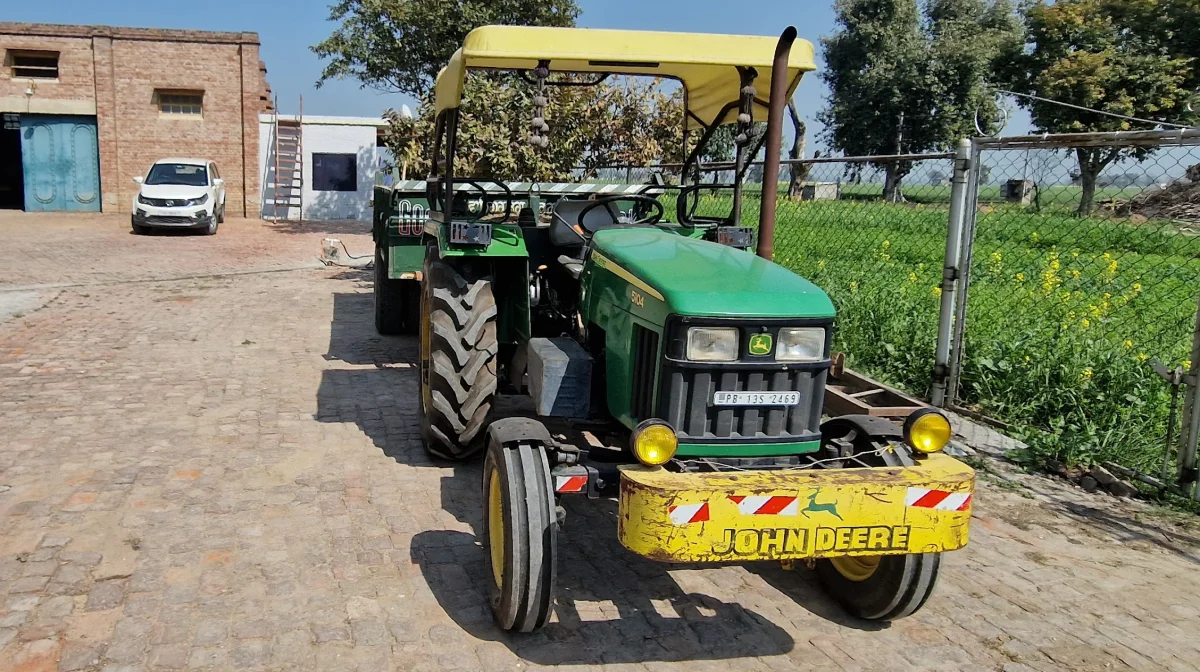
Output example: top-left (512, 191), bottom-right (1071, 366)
top-left (1, 212), bottom-right (1199, 672)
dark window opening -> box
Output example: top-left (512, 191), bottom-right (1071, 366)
top-left (10, 51), bottom-right (59, 79)
top-left (313, 153), bottom-right (357, 192)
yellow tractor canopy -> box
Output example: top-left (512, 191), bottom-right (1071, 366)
top-left (433, 26), bottom-right (816, 130)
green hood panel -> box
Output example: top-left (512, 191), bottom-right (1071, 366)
top-left (591, 228), bottom-right (835, 318)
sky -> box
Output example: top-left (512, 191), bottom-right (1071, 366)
top-left (6, 0), bottom-right (1037, 151)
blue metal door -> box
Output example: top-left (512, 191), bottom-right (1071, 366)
top-left (20, 115), bottom-right (101, 212)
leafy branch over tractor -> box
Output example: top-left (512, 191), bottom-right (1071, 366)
top-left (372, 25), bottom-right (976, 632)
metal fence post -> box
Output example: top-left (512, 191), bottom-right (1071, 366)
top-left (946, 140), bottom-right (983, 406)
top-left (1178, 293), bottom-right (1200, 498)
top-left (931, 139), bottom-right (971, 407)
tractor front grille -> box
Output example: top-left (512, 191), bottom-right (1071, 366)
top-left (658, 365), bottom-right (825, 442)
top-left (630, 324), bottom-right (659, 419)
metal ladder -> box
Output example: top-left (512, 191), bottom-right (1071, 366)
top-left (271, 95), bottom-right (303, 221)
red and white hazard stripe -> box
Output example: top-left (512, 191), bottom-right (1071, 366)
top-left (727, 495), bottom-right (799, 516)
top-left (668, 502), bottom-right (710, 525)
top-left (554, 475), bottom-right (588, 493)
top-left (906, 487), bottom-right (971, 511)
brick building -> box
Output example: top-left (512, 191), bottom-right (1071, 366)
top-left (0, 23), bottom-right (271, 215)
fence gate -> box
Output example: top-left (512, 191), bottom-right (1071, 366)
top-left (947, 129), bottom-right (1200, 497)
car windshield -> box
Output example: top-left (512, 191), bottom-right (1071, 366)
top-left (145, 163), bottom-right (208, 187)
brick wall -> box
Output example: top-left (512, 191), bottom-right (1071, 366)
top-left (0, 23), bottom-right (272, 216)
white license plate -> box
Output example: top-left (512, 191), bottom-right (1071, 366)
top-left (712, 391), bottom-right (801, 406)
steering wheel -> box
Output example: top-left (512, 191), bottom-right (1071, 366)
top-left (578, 194), bottom-right (664, 229)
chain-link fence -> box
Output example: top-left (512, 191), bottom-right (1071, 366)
top-left (949, 130), bottom-right (1200, 488)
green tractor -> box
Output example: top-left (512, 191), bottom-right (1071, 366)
top-left (373, 25), bottom-right (975, 633)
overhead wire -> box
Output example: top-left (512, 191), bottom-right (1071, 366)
top-left (996, 88), bottom-right (1195, 131)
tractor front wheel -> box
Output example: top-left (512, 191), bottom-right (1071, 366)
top-left (816, 551), bottom-right (941, 620)
top-left (810, 425), bottom-right (941, 620)
top-left (418, 249), bottom-right (497, 460)
top-left (481, 437), bottom-right (557, 632)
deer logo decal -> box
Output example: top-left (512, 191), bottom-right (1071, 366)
top-left (800, 490), bottom-right (842, 520)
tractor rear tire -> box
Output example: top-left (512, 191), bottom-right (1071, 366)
top-left (374, 245), bottom-right (419, 335)
top-left (482, 438), bottom-right (557, 632)
top-left (815, 552), bottom-right (941, 620)
top-left (418, 250), bottom-right (497, 460)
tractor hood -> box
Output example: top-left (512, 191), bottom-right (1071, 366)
top-left (590, 228), bottom-right (835, 319)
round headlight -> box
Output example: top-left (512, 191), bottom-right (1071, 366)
top-left (630, 420), bottom-right (678, 466)
top-left (904, 409), bottom-right (952, 454)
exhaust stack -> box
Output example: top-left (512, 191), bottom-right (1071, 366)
top-left (756, 26), bottom-right (797, 262)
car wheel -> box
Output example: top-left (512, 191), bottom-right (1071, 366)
top-left (204, 217), bottom-right (218, 236)
top-left (217, 203), bottom-right (225, 224)
top-left (131, 217), bottom-right (150, 236)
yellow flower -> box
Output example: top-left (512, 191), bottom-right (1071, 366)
top-left (1072, 251), bottom-right (1080, 259)
top-left (932, 286), bottom-right (942, 298)
top-left (1123, 339), bottom-right (1133, 350)
top-left (1136, 353), bottom-right (1149, 362)
top-left (1024, 355), bottom-right (1031, 364)
top-left (1030, 231), bottom-right (1040, 243)
top-left (1080, 368), bottom-right (1093, 381)
top-left (908, 272), bottom-right (918, 283)
top-left (1185, 359), bottom-right (1193, 370)
top-left (1081, 318), bottom-right (1091, 329)
top-left (1070, 270), bottom-right (1080, 280)
top-left (1015, 272), bottom-right (1026, 284)
top-left (849, 281), bottom-right (858, 293)
top-left (987, 251), bottom-right (1004, 275)
top-left (1132, 282), bottom-right (1142, 293)
top-left (882, 240), bottom-right (890, 249)
top-left (818, 259), bottom-right (826, 271)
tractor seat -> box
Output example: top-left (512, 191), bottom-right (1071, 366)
top-left (557, 255), bottom-right (585, 280)
top-left (549, 199), bottom-right (622, 248)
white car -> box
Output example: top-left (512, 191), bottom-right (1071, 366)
top-left (132, 158), bottom-right (226, 235)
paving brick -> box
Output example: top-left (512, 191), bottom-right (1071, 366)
top-left (57, 641), bottom-right (102, 671)
top-left (85, 581), bottom-right (126, 611)
top-left (147, 644), bottom-right (190, 669)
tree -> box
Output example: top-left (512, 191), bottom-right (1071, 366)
top-left (313, 0), bottom-right (579, 97)
top-left (819, 0), bottom-right (1019, 202)
top-left (382, 76), bottom-right (683, 182)
top-left (1001, 0), bottom-right (1199, 215)
top-left (787, 101), bottom-right (812, 199)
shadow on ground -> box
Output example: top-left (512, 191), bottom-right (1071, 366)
top-left (411, 476), bottom-right (797, 665)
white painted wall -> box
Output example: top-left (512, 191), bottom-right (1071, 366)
top-left (258, 115), bottom-right (383, 221)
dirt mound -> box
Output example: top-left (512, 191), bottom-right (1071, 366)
top-left (1120, 163), bottom-right (1200, 222)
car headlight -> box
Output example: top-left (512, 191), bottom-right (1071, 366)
top-left (686, 327), bottom-right (738, 362)
top-left (777, 327), bottom-right (825, 362)
top-left (904, 409), bottom-right (952, 454)
top-left (630, 420), bottom-right (678, 466)
top-left (137, 194), bottom-right (151, 205)
top-left (186, 194), bottom-right (209, 206)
